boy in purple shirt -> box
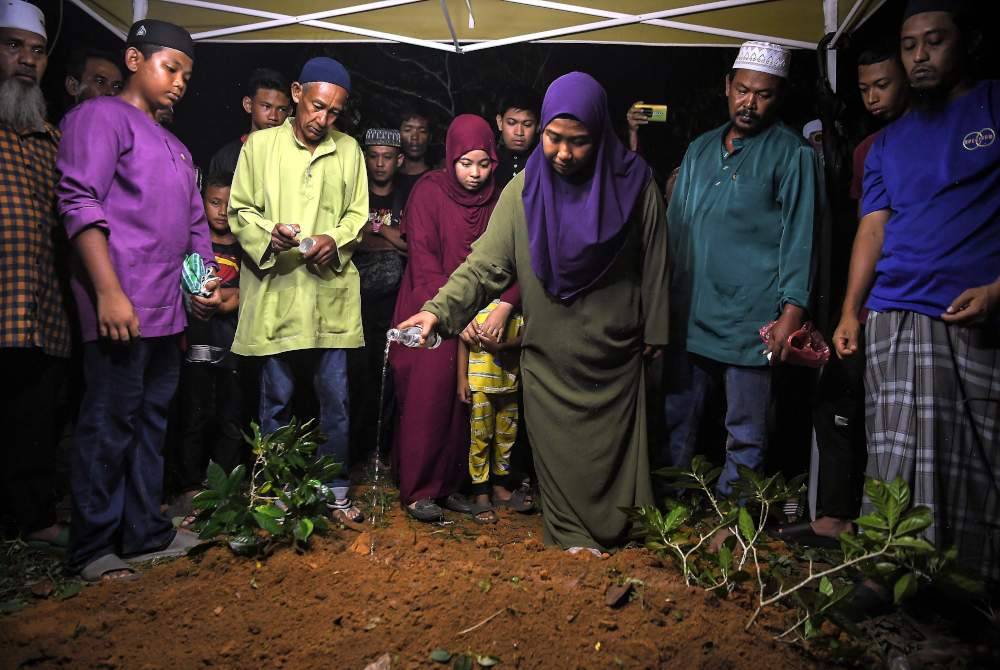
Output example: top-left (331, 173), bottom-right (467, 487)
top-left (57, 20), bottom-right (221, 581)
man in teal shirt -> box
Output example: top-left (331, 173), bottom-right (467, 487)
top-left (665, 41), bottom-right (820, 496)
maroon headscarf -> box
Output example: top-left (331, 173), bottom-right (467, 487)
top-left (419, 113), bottom-right (499, 230)
top-left (522, 73), bottom-right (650, 300)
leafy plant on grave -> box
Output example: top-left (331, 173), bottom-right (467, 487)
top-left (192, 418), bottom-right (339, 553)
top-left (630, 456), bottom-right (982, 644)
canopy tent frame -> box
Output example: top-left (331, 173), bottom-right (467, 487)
top-left (69, 0), bottom-right (888, 62)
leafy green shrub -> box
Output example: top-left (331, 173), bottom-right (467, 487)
top-left (632, 457), bottom-right (980, 642)
top-left (192, 419), bottom-right (339, 554)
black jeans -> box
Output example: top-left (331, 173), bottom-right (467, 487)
top-left (68, 338), bottom-right (180, 571)
top-left (0, 348), bottom-right (68, 535)
top-left (349, 289), bottom-right (398, 467)
top-left (170, 360), bottom-right (244, 491)
top-left (812, 344), bottom-right (868, 519)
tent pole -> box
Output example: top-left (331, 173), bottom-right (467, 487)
top-left (133, 0), bottom-right (148, 23)
top-left (823, 0), bottom-right (838, 91)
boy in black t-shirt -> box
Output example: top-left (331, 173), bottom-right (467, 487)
top-left (171, 173), bottom-right (243, 514)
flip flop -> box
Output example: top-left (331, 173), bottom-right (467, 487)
top-left (26, 525), bottom-right (70, 551)
top-left (80, 553), bottom-right (139, 583)
top-left (494, 487), bottom-right (534, 513)
top-left (406, 498), bottom-right (443, 523)
top-left (328, 498), bottom-right (365, 524)
top-left (122, 529), bottom-right (204, 564)
top-left (468, 501), bottom-right (498, 525)
top-left (442, 493), bottom-right (473, 514)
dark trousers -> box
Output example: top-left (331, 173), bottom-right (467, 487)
top-left (260, 349), bottom-right (351, 496)
top-left (350, 291), bottom-right (397, 466)
top-left (68, 337), bottom-right (179, 571)
top-left (663, 347), bottom-right (772, 497)
top-left (171, 361), bottom-right (244, 491)
top-left (813, 342), bottom-right (868, 519)
top-left (0, 348), bottom-right (67, 535)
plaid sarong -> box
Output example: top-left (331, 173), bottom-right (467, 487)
top-left (865, 310), bottom-right (1000, 582)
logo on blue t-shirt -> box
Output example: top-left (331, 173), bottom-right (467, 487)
top-left (962, 127), bottom-right (996, 151)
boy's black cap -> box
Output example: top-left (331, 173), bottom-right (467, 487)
top-left (127, 19), bottom-right (194, 60)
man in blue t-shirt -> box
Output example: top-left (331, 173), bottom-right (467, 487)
top-left (834, 0), bottom-right (999, 583)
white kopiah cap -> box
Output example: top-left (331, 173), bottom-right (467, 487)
top-left (0, 0), bottom-right (46, 39)
top-left (733, 40), bottom-right (790, 79)
top-left (802, 119), bottom-right (822, 140)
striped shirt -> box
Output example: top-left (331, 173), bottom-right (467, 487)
top-left (0, 123), bottom-right (72, 358)
top-left (467, 300), bottom-right (523, 394)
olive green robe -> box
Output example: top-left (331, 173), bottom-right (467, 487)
top-left (424, 173), bottom-right (669, 550)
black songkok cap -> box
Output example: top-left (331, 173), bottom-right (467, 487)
top-left (902, 0), bottom-right (969, 21)
top-left (127, 19), bottom-right (195, 60)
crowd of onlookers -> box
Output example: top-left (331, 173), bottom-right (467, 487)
top-left (1, 0), bottom-right (996, 592)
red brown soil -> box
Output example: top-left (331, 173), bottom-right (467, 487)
top-left (0, 508), bottom-right (828, 669)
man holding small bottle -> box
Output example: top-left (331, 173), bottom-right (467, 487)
top-left (228, 57), bottom-right (368, 523)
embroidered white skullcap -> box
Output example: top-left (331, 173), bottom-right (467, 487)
top-left (733, 40), bottom-right (790, 79)
top-left (802, 119), bottom-right (823, 140)
top-left (0, 0), bottom-right (46, 39)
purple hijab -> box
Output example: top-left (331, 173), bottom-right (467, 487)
top-left (523, 72), bottom-right (650, 300)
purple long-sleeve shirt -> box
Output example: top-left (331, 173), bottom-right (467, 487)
top-left (57, 96), bottom-right (214, 342)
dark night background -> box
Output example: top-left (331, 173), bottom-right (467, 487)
top-left (33, 0), bottom-right (1000, 181)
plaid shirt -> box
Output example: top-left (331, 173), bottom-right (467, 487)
top-left (0, 123), bottom-right (73, 358)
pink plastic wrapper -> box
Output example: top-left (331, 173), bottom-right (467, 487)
top-left (759, 320), bottom-right (831, 367)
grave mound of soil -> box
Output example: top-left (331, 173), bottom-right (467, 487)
top-left (1, 507), bottom-right (823, 669)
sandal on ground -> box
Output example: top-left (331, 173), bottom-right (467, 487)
top-left (80, 553), bottom-right (140, 583)
top-left (122, 528), bottom-right (204, 564)
top-left (172, 515), bottom-right (198, 530)
top-left (405, 498), bottom-right (443, 522)
top-left (328, 498), bottom-right (365, 524)
top-left (468, 501), bottom-right (498, 525)
top-left (26, 524), bottom-right (70, 551)
top-left (494, 486), bottom-right (534, 513)
top-left (766, 520), bottom-right (843, 549)
top-left (442, 493), bottom-right (473, 514)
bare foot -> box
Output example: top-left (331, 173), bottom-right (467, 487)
top-left (810, 516), bottom-right (854, 538)
top-left (25, 523), bottom-right (66, 544)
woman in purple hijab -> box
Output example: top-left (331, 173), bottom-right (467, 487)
top-left (396, 73), bottom-right (670, 553)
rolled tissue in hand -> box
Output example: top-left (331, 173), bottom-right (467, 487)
top-left (181, 253), bottom-right (219, 297)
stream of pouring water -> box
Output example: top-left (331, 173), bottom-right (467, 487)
top-left (368, 340), bottom-right (392, 555)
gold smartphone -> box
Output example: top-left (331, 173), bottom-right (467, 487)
top-left (631, 102), bottom-right (668, 123)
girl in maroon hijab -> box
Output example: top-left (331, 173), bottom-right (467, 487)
top-left (391, 114), bottom-right (520, 521)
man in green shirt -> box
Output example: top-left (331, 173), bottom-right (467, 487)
top-left (665, 41), bottom-right (820, 497)
top-left (228, 57), bottom-right (368, 522)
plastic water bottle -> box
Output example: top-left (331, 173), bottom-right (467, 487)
top-left (387, 327), bottom-right (441, 349)
top-left (298, 237), bottom-right (316, 254)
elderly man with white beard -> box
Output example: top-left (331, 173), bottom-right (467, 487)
top-left (0, 0), bottom-right (73, 549)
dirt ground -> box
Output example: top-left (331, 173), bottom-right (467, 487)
top-left (0, 501), bottom-right (834, 670)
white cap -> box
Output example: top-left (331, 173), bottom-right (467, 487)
top-left (733, 40), bottom-right (790, 79)
top-left (802, 119), bottom-right (822, 140)
top-left (0, 0), bottom-right (46, 39)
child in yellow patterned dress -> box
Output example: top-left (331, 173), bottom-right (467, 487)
top-left (457, 299), bottom-right (524, 524)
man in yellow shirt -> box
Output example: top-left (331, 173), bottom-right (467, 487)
top-left (228, 57), bottom-right (368, 522)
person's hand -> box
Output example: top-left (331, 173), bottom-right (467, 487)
top-left (833, 314), bottom-right (861, 359)
top-left (302, 234), bottom-right (338, 267)
top-left (457, 378), bottom-right (471, 404)
top-left (766, 307), bottom-right (805, 364)
top-left (941, 281), bottom-right (1000, 325)
top-left (190, 279), bottom-right (222, 321)
top-left (460, 319), bottom-right (481, 347)
top-left (643, 344), bottom-right (664, 359)
top-left (271, 223), bottom-right (299, 252)
top-left (626, 103), bottom-right (650, 133)
top-left (395, 311), bottom-right (439, 347)
top-left (97, 288), bottom-right (140, 342)
top-left (479, 302), bottom-right (512, 342)
top-left (479, 329), bottom-right (503, 355)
